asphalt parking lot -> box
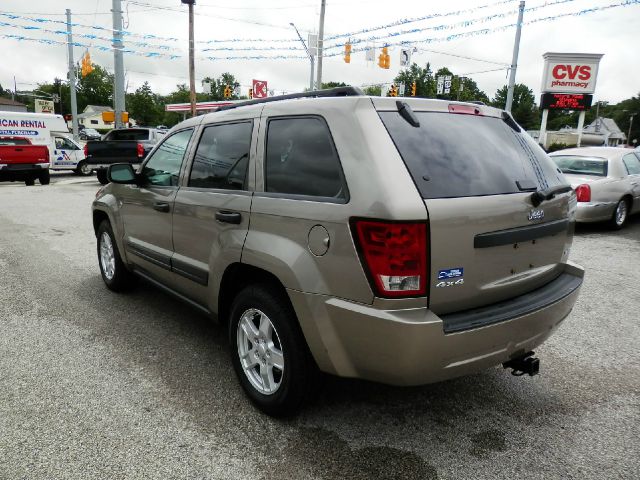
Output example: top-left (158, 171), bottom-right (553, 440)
top-left (0, 173), bottom-right (638, 480)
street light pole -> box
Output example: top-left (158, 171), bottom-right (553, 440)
top-left (65, 9), bottom-right (79, 140)
top-left (316, 0), bottom-right (326, 90)
top-left (290, 23), bottom-right (315, 91)
top-left (505, 1), bottom-right (525, 112)
top-left (112, 0), bottom-right (126, 129)
top-left (628, 113), bottom-right (636, 147)
top-left (182, 0), bottom-right (197, 117)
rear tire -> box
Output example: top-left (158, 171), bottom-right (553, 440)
top-left (610, 199), bottom-right (629, 230)
top-left (96, 169), bottom-right (108, 185)
top-left (38, 170), bottom-right (50, 185)
top-left (97, 220), bottom-right (135, 292)
top-left (229, 284), bottom-right (319, 417)
top-left (25, 177), bottom-right (35, 186)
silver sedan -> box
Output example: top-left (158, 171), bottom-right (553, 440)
top-left (549, 147), bottom-right (640, 229)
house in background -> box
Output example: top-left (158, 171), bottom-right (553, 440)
top-left (530, 117), bottom-right (627, 150)
top-left (68, 105), bottom-right (136, 130)
top-left (582, 117), bottom-right (626, 146)
top-left (0, 97), bottom-right (27, 112)
top-left (76, 105), bottom-right (116, 130)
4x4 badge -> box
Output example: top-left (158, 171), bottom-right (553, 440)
top-left (528, 209), bottom-right (544, 221)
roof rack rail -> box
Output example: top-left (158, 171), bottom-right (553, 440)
top-left (217, 86), bottom-right (364, 111)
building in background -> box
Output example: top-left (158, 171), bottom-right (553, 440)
top-left (529, 117), bottom-right (626, 150)
top-left (0, 97), bottom-right (27, 112)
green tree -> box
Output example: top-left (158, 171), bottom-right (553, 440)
top-left (321, 81), bottom-right (347, 89)
top-left (126, 82), bottom-right (164, 126)
top-left (363, 85), bottom-right (382, 96)
top-left (161, 84), bottom-right (191, 127)
top-left (0, 83), bottom-right (11, 99)
top-left (431, 67), bottom-right (489, 103)
top-left (394, 63), bottom-right (435, 98)
top-left (36, 78), bottom-right (70, 115)
top-left (76, 64), bottom-right (114, 111)
top-left (492, 84), bottom-right (538, 129)
top-left (202, 73), bottom-right (240, 101)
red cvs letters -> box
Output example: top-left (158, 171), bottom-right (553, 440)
top-left (552, 65), bottom-right (591, 80)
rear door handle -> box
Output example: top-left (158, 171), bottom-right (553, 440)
top-left (153, 202), bottom-right (170, 213)
top-left (215, 211), bottom-right (242, 224)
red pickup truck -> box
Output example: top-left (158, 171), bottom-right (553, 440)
top-left (0, 136), bottom-right (50, 186)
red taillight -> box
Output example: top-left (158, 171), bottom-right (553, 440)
top-left (575, 184), bottom-right (591, 202)
top-left (352, 220), bottom-right (428, 298)
top-left (83, 144), bottom-right (88, 157)
top-left (137, 143), bottom-right (144, 158)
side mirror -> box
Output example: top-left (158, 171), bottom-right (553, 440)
top-left (108, 163), bottom-right (137, 184)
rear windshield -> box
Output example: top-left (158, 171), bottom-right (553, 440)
top-left (107, 129), bottom-right (149, 141)
top-left (379, 111), bottom-right (565, 199)
top-left (551, 155), bottom-right (608, 177)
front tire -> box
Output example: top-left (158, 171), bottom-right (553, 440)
top-left (75, 161), bottom-right (93, 176)
top-left (610, 199), bottom-right (629, 230)
top-left (97, 169), bottom-right (108, 185)
top-left (97, 220), bottom-right (135, 291)
top-left (38, 170), bottom-right (50, 185)
top-left (229, 285), bottom-right (318, 417)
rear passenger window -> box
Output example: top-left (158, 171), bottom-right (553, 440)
top-left (265, 117), bottom-right (346, 200)
top-left (189, 122), bottom-right (252, 190)
top-left (622, 154), bottom-right (640, 175)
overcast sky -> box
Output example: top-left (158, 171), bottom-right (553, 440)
top-left (1, 0), bottom-right (638, 105)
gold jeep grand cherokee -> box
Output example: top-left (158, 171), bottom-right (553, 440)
top-left (92, 87), bottom-right (584, 416)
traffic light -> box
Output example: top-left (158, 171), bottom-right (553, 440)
top-left (378, 46), bottom-right (390, 69)
top-left (411, 81), bottom-right (417, 97)
top-left (344, 42), bottom-right (352, 64)
top-left (248, 88), bottom-right (253, 99)
top-left (81, 51), bottom-right (94, 77)
top-left (388, 84), bottom-right (398, 97)
top-left (223, 85), bottom-right (232, 99)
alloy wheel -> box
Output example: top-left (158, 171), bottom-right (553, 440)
top-left (236, 308), bottom-right (284, 395)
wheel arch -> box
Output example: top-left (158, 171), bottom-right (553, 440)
top-left (217, 263), bottom-right (292, 328)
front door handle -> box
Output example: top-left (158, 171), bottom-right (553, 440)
top-left (215, 211), bottom-right (242, 224)
top-left (153, 202), bottom-right (170, 213)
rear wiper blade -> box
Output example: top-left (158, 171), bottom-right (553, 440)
top-left (530, 185), bottom-right (573, 207)
top-left (396, 100), bottom-right (420, 128)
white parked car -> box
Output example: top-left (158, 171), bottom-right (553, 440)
top-left (550, 147), bottom-right (640, 229)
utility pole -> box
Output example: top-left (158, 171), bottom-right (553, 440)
top-left (112, 0), bottom-right (126, 129)
top-left (316, 0), bottom-right (326, 90)
top-left (290, 23), bottom-right (315, 91)
top-left (181, 0), bottom-right (197, 117)
top-left (65, 9), bottom-right (79, 140)
top-left (628, 113), bottom-right (636, 147)
top-left (505, 1), bottom-right (525, 112)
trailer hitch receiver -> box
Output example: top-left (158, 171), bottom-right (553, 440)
top-left (503, 351), bottom-right (540, 377)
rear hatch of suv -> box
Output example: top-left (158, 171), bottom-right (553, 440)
top-left (376, 100), bottom-right (575, 324)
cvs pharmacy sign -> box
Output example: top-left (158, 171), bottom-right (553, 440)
top-left (541, 52), bottom-right (603, 94)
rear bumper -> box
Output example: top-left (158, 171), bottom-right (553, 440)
top-left (0, 163), bottom-right (49, 179)
top-left (288, 262), bottom-right (584, 386)
top-left (575, 201), bottom-right (616, 223)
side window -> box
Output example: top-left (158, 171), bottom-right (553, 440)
top-left (622, 154), bottom-right (640, 175)
top-left (55, 137), bottom-right (77, 150)
top-left (189, 122), bottom-right (252, 190)
top-left (265, 117), bottom-right (346, 199)
top-left (141, 128), bottom-right (193, 186)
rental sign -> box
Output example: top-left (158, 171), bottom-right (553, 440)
top-left (540, 52), bottom-right (603, 94)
